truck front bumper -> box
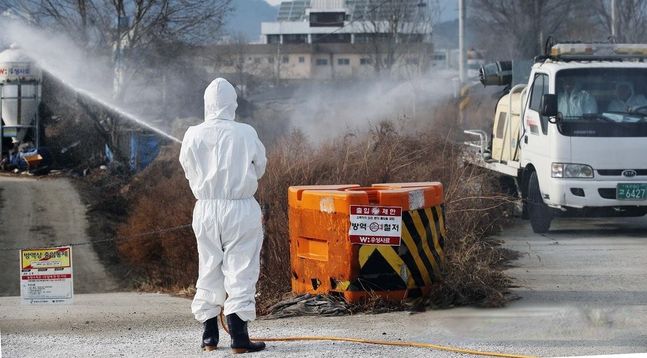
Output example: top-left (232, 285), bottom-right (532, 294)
top-left (544, 177), bottom-right (647, 209)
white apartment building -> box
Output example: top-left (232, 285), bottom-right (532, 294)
top-left (261, 0), bottom-right (433, 45)
top-left (203, 0), bottom-right (434, 81)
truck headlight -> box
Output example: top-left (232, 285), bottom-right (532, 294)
top-left (551, 163), bottom-right (594, 178)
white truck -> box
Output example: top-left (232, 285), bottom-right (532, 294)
top-left (465, 42), bottom-right (647, 233)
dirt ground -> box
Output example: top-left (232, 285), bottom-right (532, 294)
top-left (3, 216), bottom-right (647, 356)
top-left (3, 174), bottom-right (647, 357)
top-left (0, 175), bottom-right (119, 296)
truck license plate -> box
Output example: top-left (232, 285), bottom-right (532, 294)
top-left (617, 183), bottom-right (647, 200)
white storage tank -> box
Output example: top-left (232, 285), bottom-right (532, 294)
top-left (0, 44), bottom-right (41, 145)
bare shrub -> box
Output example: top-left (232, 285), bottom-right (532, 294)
top-left (255, 120), bottom-right (515, 312)
top-left (437, 164), bottom-right (516, 307)
top-left (117, 104), bottom-right (515, 312)
top-left (116, 146), bottom-right (197, 287)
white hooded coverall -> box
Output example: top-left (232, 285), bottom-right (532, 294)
top-left (179, 78), bottom-right (267, 323)
top-left (607, 82), bottom-right (647, 112)
top-left (558, 88), bottom-right (598, 118)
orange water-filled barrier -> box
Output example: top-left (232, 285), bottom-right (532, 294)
top-left (288, 182), bottom-right (446, 303)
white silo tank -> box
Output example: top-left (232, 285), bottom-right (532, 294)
top-left (0, 44), bottom-right (41, 145)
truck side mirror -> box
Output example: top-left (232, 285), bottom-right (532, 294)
top-left (541, 94), bottom-right (558, 117)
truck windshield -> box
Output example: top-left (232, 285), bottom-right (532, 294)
top-left (556, 68), bottom-right (647, 137)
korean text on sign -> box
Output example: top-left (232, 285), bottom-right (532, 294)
top-left (349, 205), bottom-right (403, 246)
top-left (20, 246), bottom-right (74, 305)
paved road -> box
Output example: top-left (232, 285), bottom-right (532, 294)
top-left (0, 176), bottom-right (117, 296)
top-left (2, 212), bottom-right (647, 356)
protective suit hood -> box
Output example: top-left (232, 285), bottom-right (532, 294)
top-left (204, 78), bottom-right (238, 121)
top-left (616, 81), bottom-right (634, 100)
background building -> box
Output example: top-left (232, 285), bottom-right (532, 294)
top-left (203, 0), bottom-right (435, 82)
top-left (261, 0), bottom-right (432, 45)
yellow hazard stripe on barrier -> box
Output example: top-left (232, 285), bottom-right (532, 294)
top-left (410, 210), bottom-right (442, 279)
top-left (435, 205), bottom-right (447, 238)
top-left (335, 280), bottom-right (351, 291)
top-left (425, 207), bottom-right (445, 265)
top-left (401, 224), bottom-right (433, 287)
top-left (344, 205), bottom-right (446, 293)
top-left (435, 206), bottom-right (447, 265)
top-left (358, 245), bottom-right (405, 277)
top-left (402, 206), bottom-right (445, 284)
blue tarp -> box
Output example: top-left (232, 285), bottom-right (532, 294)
top-left (10, 148), bottom-right (36, 170)
top-left (129, 133), bottom-right (161, 172)
top-left (104, 144), bottom-right (114, 163)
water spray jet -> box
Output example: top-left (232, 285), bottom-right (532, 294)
top-left (45, 72), bottom-right (182, 144)
top-left (0, 17), bottom-right (183, 161)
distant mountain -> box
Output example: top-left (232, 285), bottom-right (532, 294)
top-left (224, 0), bottom-right (278, 42)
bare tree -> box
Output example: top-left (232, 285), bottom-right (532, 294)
top-left (1, 0), bottom-right (232, 164)
top-left (221, 33), bottom-right (260, 97)
top-left (2, 0), bottom-right (232, 89)
top-left (593, 0), bottom-right (647, 43)
top-left (471, 0), bottom-right (587, 58)
top-left (199, 34), bottom-right (267, 98)
top-left (352, 0), bottom-right (437, 75)
top-left (4, 0), bottom-right (232, 44)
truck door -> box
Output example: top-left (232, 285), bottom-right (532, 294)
top-left (521, 73), bottom-right (551, 180)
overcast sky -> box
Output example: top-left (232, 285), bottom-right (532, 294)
top-left (265, 0), bottom-right (281, 5)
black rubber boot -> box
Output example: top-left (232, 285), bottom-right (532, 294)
top-left (201, 316), bottom-right (219, 351)
top-left (226, 313), bottom-right (266, 354)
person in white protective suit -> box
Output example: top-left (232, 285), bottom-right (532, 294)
top-left (607, 81), bottom-right (647, 112)
top-left (557, 77), bottom-right (598, 118)
top-left (179, 78), bottom-right (267, 353)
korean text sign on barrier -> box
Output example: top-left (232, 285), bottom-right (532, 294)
top-left (349, 205), bottom-right (402, 246)
top-left (20, 246), bottom-right (73, 304)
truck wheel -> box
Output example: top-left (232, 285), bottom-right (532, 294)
top-left (528, 171), bottom-right (552, 233)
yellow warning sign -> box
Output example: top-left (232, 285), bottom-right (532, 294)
top-left (20, 247), bottom-right (71, 270)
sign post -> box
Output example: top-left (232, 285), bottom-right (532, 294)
top-left (20, 246), bottom-right (73, 304)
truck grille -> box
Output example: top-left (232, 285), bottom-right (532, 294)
top-left (598, 188), bottom-right (616, 199)
top-left (597, 169), bottom-right (647, 176)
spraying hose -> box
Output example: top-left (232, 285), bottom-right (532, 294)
top-left (218, 313), bottom-right (536, 358)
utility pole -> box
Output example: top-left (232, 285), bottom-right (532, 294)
top-left (458, 0), bottom-right (466, 84)
top-left (458, 0), bottom-right (467, 125)
top-left (276, 21), bottom-right (282, 86)
top-left (114, 10), bottom-right (128, 101)
top-left (536, 1), bottom-right (543, 55)
top-left (611, 0), bottom-right (617, 39)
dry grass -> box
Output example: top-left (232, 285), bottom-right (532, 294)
top-left (116, 147), bottom-right (197, 287)
top-left (255, 120), bottom-right (515, 312)
top-left (116, 102), bottom-right (516, 313)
